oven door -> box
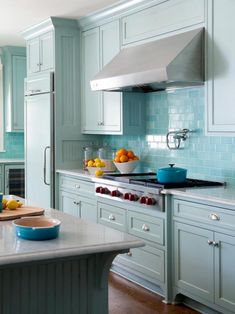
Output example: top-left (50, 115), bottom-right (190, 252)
top-left (5, 165), bottom-right (25, 198)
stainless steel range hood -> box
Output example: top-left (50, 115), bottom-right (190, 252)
top-left (90, 28), bottom-right (204, 93)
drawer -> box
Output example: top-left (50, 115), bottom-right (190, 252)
top-left (127, 211), bottom-right (164, 245)
top-left (173, 199), bottom-right (235, 230)
top-left (114, 244), bottom-right (165, 283)
top-left (59, 175), bottom-right (94, 196)
top-left (122, 0), bottom-right (205, 45)
top-left (98, 202), bottom-right (126, 232)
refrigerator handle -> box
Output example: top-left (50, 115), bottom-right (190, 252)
top-left (44, 146), bottom-right (50, 186)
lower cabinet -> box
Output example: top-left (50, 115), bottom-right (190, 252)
top-left (173, 197), bottom-right (235, 313)
top-left (59, 175), bottom-right (97, 223)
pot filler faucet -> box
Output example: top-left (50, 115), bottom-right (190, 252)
top-left (166, 128), bottom-right (192, 149)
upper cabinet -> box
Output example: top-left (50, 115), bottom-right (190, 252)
top-left (27, 31), bottom-right (54, 75)
top-left (121, 0), bottom-right (205, 46)
top-left (3, 46), bottom-right (26, 132)
top-left (206, 0), bottom-right (235, 135)
top-left (81, 20), bottom-right (145, 135)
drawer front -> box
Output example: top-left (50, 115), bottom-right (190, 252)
top-left (173, 199), bottom-right (235, 230)
top-left (114, 244), bottom-right (165, 283)
top-left (127, 211), bottom-right (164, 245)
top-left (59, 175), bottom-right (94, 196)
top-left (98, 202), bottom-right (126, 232)
top-left (122, 0), bottom-right (205, 45)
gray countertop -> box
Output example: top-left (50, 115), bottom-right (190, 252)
top-left (57, 169), bottom-right (235, 208)
top-left (0, 206), bottom-right (144, 266)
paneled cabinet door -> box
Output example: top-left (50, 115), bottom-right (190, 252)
top-left (81, 27), bottom-right (101, 132)
top-left (174, 222), bottom-right (214, 302)
top-left (59, 190), bottom-right (79, 217)
top-left (27, 31), bottom-right (54, 75)
top-left (79, 195), bottom-right (97, 223)
top-left (214, 233), bottom-right (235, 312)
top-left (206, 0), bottom-right (235, 134)
top-left (82, 21), bottom-right (122, 134)
top-left (12, 55), bottom-right (26, 131)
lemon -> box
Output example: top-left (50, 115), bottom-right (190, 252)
top-left (95, 169), bottom-right (104, 177)
top-left (100, 161), bottom-right (106, 167)
top-left (94, 158), bottom-right (101, 164)
top-left (17, 201), bottom-right (23, 208)
top-left (95, 162), bottom-right (102, 168)
top-left (6, 199), bottom-right (19, 210)
top-left (87, 160), bottom-right (94, 167)
top-left (2, 198), bottom-right (8, 209)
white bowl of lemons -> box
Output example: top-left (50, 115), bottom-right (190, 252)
top-left (87, 158), bottom-right (106, 177)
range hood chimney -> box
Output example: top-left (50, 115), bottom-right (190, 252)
top-left (90, 28), bottom-right (204, 93)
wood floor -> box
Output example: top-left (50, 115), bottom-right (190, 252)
top-left (109, 273), bottom-right (199, 314)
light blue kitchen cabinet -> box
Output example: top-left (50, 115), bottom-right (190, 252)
top-left (173, 197), bottom-right (235, 313)
top-left (26, 31), bottom-right (54, 75)
top-left (81, 20), bottom-right (145, 135)
top-left (173, 222), bottom-right (214, 302)
top-left (2, 46), bottom-right (26, 132)
top-left (121, 0), bottom-right (205, 46)
top-left (206, 0), bottom-right (235, 135)
top-left (58, 174), bottom-right (97, 223)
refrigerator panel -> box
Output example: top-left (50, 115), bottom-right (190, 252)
top-left (25, 93), bottom-right (52, 208)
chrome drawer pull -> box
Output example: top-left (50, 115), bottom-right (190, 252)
top-left (108, 214), bottom-right (115, 221)
top-left (127, 251), bottom-right (132, 257)
top-left (209, 213), bottom-right (220, 221)
top-left (142, 224), bottom-right (150, 232)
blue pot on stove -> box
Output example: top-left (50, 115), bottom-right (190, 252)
top-left (157, 164), bottom-right (187, 183)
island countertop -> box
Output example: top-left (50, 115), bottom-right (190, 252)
top-left (0, 208), bottom-right (144, 266)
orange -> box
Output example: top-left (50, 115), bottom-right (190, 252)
top-left (120, 155), bottom-right (129, 163)
top-left (133, 156), bottom-right (139, 160)
top-left (114, 156), bottom-right (120, 163)
top-left (127, 151), bottom-right (135, 158)
top-left (116, 148), bottom-right (128, 157)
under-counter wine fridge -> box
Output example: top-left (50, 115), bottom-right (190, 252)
top-left (4, 165), bottom-right (25, 198)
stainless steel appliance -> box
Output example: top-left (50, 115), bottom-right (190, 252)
top-left (91, 28), bottom-right (204, 92)
top-left (95, 173), bottom-right (223, 212)
top-left (24, 72), bottom-right (54, 208)
top-left (4, 165), bottom-right (25, 198)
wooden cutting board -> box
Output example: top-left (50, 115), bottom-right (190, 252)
top-left (0, 206), bottom-right (44, 221)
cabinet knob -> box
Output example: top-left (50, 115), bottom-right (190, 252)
top-left (209, 213), bottom-right (220, 221)
top-left (108, 214), bottom-right (115, 221)
top-left (75, 184), bottom-right (80, 189)
top-left (126, 251), bottom-right (132, 257)
top-left (208, 240), bottom-right (213, 245)
top-left (213, 241), bottom-right (220, 247)
top-left (142, 224), bottom-right (150, 232)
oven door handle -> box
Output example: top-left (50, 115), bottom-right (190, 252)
top-left (43, 146), bottom-right (50, 186)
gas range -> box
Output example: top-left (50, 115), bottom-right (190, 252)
top-left (95, 173), bottom-right (224, 212)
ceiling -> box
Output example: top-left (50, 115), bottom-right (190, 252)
top-left (0, 0), bottom-right (121, 47)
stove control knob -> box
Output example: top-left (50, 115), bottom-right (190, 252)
top-left (129, 194), bottom-right (139, 201)
top-left (140, 196), bottom-right (146, 204)
top-left (96, 186), bottom-right (102, 193)
top-left (101, 187), bottom-right (110, 195)
top-left (111, 190), bottom-right (122, 197)
top-left (146, 197), bottom-right (157, 205)
top-left (124, 193), bottom-right (130, 200)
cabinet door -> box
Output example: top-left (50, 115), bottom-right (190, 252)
top-left (79, 195), bottom-right (97, 223)
top-left (40, 31), bottom-right (54, 72)
top-left (81, 28), bottom-right (101, 132)
top-left (12, 55), bottom-right (26, 131)
top-left (100, 21), bottom-right (122, 133)
top-left (59, 190), bottom-right (79, 217)
top-left (27, 37), bottom-right (40, 74)
top-left (206, 0), bottom-right (235, 134)
top-left (214, 233), bottom-right (235, 312)
top-left (174, 222), bottom-right (214, 302)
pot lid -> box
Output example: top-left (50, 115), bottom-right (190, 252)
top-left (158, 164), bottom-right (187, 172)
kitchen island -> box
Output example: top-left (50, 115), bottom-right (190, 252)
top-left (0, 207), bottom-right (144, 314)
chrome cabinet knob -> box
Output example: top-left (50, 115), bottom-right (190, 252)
top-left (127, 251), bottom-right (132, 257)
top-left (142, 224), bottom-right (150, 232)
top-left (208, 240), bottom-right (213, 245)
top-left (213, 241), bottom-right (220, 247)
top-left (75, 184), bottom-right (80, 189)
top-left (209, 213), bottom-right (220, 221)
top-left (108, 214), bottom-right (115, 221)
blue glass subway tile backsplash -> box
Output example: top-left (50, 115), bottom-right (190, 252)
top-left (104, 87), bottom-right (235, 187)
top-left (0, 133), bottom-right (24, 159)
